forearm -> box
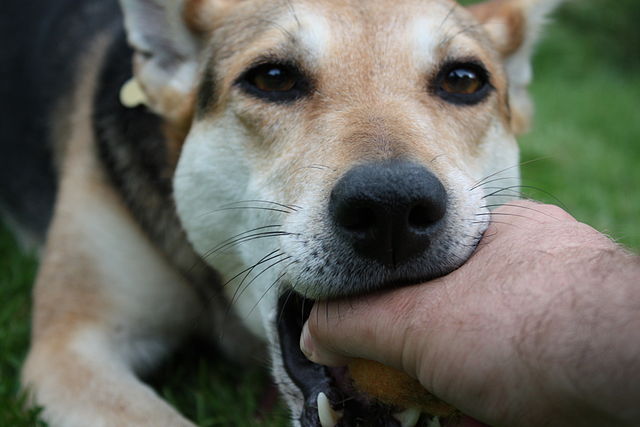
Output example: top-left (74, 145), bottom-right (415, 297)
top-left (454, 234), bottom-right (640, 426)
top-left (528, 246), bottom-right (640, 426)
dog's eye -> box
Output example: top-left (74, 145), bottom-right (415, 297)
top-left (433, 61), bottom-right (492, 105)
top-left (252, 66), bottom-right (296, 92)
top-left (237, 62), bottom-right (309, 102)
top-left (442, 68), bottom-right (482, 94)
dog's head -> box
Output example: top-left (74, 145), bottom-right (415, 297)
top-left (119, 0), bottom-right (561, 424)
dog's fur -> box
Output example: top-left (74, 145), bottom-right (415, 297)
top-left (0, 0), bottom-right (562, 425)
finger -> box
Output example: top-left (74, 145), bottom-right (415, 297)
top-left (300, 284), bottom-right (440, 375)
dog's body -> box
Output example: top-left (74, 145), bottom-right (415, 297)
top-left (0, 0), bottom-right (561, 425)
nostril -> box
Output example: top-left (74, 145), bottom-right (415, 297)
top-left (337, 204), bottom-right (376, 233)
top-left (408, 205), bottom-right (431, 230)
top-left (408, 201), bottom-right (446, 231)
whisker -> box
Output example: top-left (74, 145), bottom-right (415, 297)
top-left (283, 0), bottom-right (301, 29)
top-left (204, 225), bottom-right (283, 255)
top-left (480, 187), bottom-right (531, 200)
top-left (475, 212), bottom-right (536, 220)
top-left (203, 231), bottom-right (286, 259)
top-left (440, 23), bottom-right (482, 48)
top-left (185, 225), bottom-right (283, 275)
top-left (438, 2), bottom-right (458, 31)
top-left (215, 249), bottom-right (285, 341)
top-left (203, 231), bottom-right (294, 260)
top-left (479, 203), bottom-right (563, 220)
top-left (481, 185), bottom-right (567, 209)
top-left (465, 219), bottom-right (518, 227)
top-left (246, 261), bottom-right (297, 318)
top-left (221, 250), bottom-right (284, 290)
top-left (223, 251), bottom-right (287, 320)
top-left (231, 256), bottom-right (293, 309)
top-left (469, 157), bottom-right (548, 191)
top-left (469, 176), bottom-right (520, 191)
top-left (203, 206), bottom-right (294, 216)
top-left (278, 286), bottom-right (297, 324)
top-left (257, 17), bottom-right (296, 41)
top-left (299, 289), bottom-right (308, 328)
top-left (276, 273), bottom-right (310, 326)
top-left (220, 199), bottom-right (300, 212)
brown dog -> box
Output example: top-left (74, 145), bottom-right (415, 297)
top-left (0, 0), bottom-right (562, 425)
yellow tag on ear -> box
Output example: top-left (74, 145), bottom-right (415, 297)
top-left (119, 78), bottom-right (148, 108)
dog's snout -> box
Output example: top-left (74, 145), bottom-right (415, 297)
top-left (329, 160), bottom-right (447, 267)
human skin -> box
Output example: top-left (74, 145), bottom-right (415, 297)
top-left (300, 201), bottom-right (640, 426)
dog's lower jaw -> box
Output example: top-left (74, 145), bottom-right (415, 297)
top-left (272, 293), bottom-right (448, 427)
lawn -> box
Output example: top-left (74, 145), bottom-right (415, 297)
top-left (1, 1), bottom-right (638, 425)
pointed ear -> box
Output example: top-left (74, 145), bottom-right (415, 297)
top-left (468, 0), bottom-right (563, 134)
top-left (118, 0), bottom-right (231, 120)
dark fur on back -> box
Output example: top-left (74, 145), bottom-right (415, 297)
top-left (0, 0), bottom-right (120, 241)
top-left (93, 31), bottom-right (221, 298)
top-left (0, 0), bottom-right (220, 296)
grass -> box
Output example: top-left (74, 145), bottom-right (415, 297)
top-left (1, 1), bottom-right (638, 425)
top-left (519, 0), bottom-right (640, 250)
top-left (0, 227), bottom-right (45, 425)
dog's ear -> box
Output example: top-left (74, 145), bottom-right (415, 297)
top-left (118, 0), bottom-right (235, 120)
top-left (468, 0), bottom-right (563, 134)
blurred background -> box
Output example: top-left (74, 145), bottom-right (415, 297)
top-left (1, 0), bottom-right (639, 425)
top-left (518, 0), bottom-right (640, 250)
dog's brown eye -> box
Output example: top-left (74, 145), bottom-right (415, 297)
top-left (441, 68), bottom-right (482, 95)
top-left (237, 62), bottom-right (310, 103)
top-left (432, 61), bottom-right (492, 106)
top-left (252, 66), bottom-right (296, 92)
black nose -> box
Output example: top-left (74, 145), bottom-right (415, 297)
top-left (329, 160), bottom-right (447, 267)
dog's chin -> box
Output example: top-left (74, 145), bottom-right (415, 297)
top-left (277, 291), bottom-right (454, 427)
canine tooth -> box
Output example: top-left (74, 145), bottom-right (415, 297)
top-left (317, 392), bottom-right (341, 427)
top-left (427, 416), bottom-right (442, 427)
top-left (393, 407), bottom-right (421, 427)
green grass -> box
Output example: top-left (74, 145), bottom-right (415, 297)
top-left (1, 1), bottom-right (639, 425)
top-left (148, 343), bottom-right (289, 426)
top-left (0, 227), bottom-right (45, 425)
top-left (0, 226), bottom-right (290, 426)
top-left (519, 0), bottom-right (640, 250)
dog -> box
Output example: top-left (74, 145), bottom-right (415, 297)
top-left (0, 0), bottom-right (562, 425)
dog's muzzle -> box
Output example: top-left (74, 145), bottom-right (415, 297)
top-left (273, 161), bottom-right (476, 426)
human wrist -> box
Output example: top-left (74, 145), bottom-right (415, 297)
top-left (408, 220), bottom-right (640, 426)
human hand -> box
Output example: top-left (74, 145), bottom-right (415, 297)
top-left (300, 201), bottom-right (640, 426)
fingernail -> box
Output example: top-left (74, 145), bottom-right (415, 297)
top-left (300, 321), bottom-right (315, 361)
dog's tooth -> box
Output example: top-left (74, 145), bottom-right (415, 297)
top-left (426, 416), bottom-right (442, 427)
top-left (317, 392), bottom-right (341, 427)
top-left (393, 407), bottom-right (422, 427)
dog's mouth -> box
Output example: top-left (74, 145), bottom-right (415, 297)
top-left (277, 293), bottom-right (449, 427)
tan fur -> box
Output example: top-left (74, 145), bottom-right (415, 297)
top-left (183, 0), bottom-right (221, 35)
top-left (199, 0), bottom-right (515, 202)
top-left (469, 0), bottom-right (526, 57)
top-left (24, 0), bottom-right (560, 425)
top-left (23, 32), bottom-right (198, 427)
